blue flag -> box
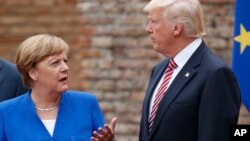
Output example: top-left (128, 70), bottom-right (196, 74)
top-left (232, 0), bottom-right (250, 112)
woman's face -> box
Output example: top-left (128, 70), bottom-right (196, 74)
top-left (30, 52), bottom-right (69, 94)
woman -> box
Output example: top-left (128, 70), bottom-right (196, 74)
top-left (0, 34), bottom-right (115, 141)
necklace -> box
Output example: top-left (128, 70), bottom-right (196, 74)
top-left (35, 106), bottom-right (58, 111)
top-left (35, 96), bottom-right (61, 112)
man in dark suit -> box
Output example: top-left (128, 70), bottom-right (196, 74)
top-left (0, 58), bottom-right (26, 102)
top-left (139, 0), bottom-right (241, 141)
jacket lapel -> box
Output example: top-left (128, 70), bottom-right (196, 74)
top-left (0, 60), bottom-right (4, 86)
top-left (53, 93), bottom-right (68, 138)
top-left (142, 60), bottom-right (169, 137)
top-left (20, 92), bottom-right (51, 139)
top-left (148, 42), bottom-right (207, 140)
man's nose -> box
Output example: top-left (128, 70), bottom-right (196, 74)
top-left (146, 23), bottom-right (152, 33)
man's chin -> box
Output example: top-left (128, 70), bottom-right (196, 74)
top-left (152, 45), bottom-right (160, 51)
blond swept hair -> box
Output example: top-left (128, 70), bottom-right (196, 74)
top-left (143, 0), bottom-right (206, 37)
top-left (16, 34), bottom-right (69, 88)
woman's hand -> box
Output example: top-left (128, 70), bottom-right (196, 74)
top-left (91, 117), bottom-right (117, 141)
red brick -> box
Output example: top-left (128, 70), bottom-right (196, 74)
top-left (34, 0), bottom-right (55, 6)
top-left (0, 35), bottom-right (24, 43)
top-left (5, 0), bottom-right (31, 6)
top-left (0, 0), bottom-right (5, 5)
top-left (77, 36), bottom-right (91, 48)
top-left (55, 0), bottom-right (77, 4)
top-left (80, 49), bottom-right (100, 58)
top-left (80, 26), bottom-right (96, 35)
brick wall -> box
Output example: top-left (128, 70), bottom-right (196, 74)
top-left (0, 0), bottom-right (249, 140)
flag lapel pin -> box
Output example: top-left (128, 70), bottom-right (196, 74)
top-left (185, 72), bottom-right (190, 78)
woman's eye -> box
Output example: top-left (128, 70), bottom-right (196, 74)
top-left (51, 62), bottom-right (59, 66)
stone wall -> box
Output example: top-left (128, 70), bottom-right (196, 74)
top-left (0, 0), bottom-right (249, 140)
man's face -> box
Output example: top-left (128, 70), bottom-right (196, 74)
top-left (146, 8), bottom-right (175, 56)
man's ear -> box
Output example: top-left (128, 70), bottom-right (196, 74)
top-left (28, 69), bottom-right (38, 81)
top-left (173, 22), bottom-right (183, 36)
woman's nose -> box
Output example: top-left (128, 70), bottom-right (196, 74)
top-left (61, 62), bottom-right (69, 72)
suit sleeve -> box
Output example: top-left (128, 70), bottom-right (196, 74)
top-left (198, 67), bottom-right (241, 141)
top-left (15, 77), bottom-right (27, 97)
top-left (139, 66), bottom-right (156, 141)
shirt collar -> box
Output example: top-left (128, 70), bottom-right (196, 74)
top-left (173, 38), bottom-right (202, 68)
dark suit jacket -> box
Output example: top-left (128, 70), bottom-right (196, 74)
top-left (139, 41), bottom-right (241, 141)
top-left (0, 58), bottom-right (26, 102)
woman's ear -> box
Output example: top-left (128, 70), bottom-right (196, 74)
top-left (173, 22), bottom-right (183, 36)
top-left (28, 69), bottom-right (38, 81)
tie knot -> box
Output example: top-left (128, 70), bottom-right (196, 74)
top-left (168, 59), bottom-right (178, 70)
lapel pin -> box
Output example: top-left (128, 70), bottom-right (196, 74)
top-left (185, 72), bottom-right (190, 77)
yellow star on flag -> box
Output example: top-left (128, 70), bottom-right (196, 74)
top-left (234, 24), bottom-right (250, 54)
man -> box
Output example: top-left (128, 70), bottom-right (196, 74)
top-left (139, 0), bottom-right (241, 141)
top-left (0, 58), bottom-right (26, 102)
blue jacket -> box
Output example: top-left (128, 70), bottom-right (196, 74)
top-left (0, 90), bottom-right (105, 141)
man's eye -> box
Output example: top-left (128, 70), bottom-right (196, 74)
top-left (151, 19), bottom-right (157, 23)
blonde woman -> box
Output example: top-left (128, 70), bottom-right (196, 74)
top-left (0, 34), bottom-right (116, 141)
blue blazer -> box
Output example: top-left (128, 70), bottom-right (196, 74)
top-left (139, 41), bottom-right (241, 141)
top-left (0, 90), bottom-right (105, 141)
top-left (0, 58), bottom-right (26, 102)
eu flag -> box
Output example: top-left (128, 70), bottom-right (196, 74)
top-left (232, 0), bottom-right (250, 112)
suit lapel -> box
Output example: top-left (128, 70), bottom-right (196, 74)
top-left (21, 93), bottom-right (51, 139)
top-left (0, 60), bottom-right (4, 87)
top-left (53, 92), bottom-right (73, 138)
top-left (148, 41), bottom-right (207, 140)
top-left (142, 60), bottom-right (169, 137)
top-left (53, 94), bottom-right (67, 138)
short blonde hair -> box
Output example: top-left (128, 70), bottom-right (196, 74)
top-left (143, 0), bottom-right (206, 37)
top-left (16, 34), bottom-right (69, 88)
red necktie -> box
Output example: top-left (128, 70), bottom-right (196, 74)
top-left (148, 59), bottom-right (178, 131)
